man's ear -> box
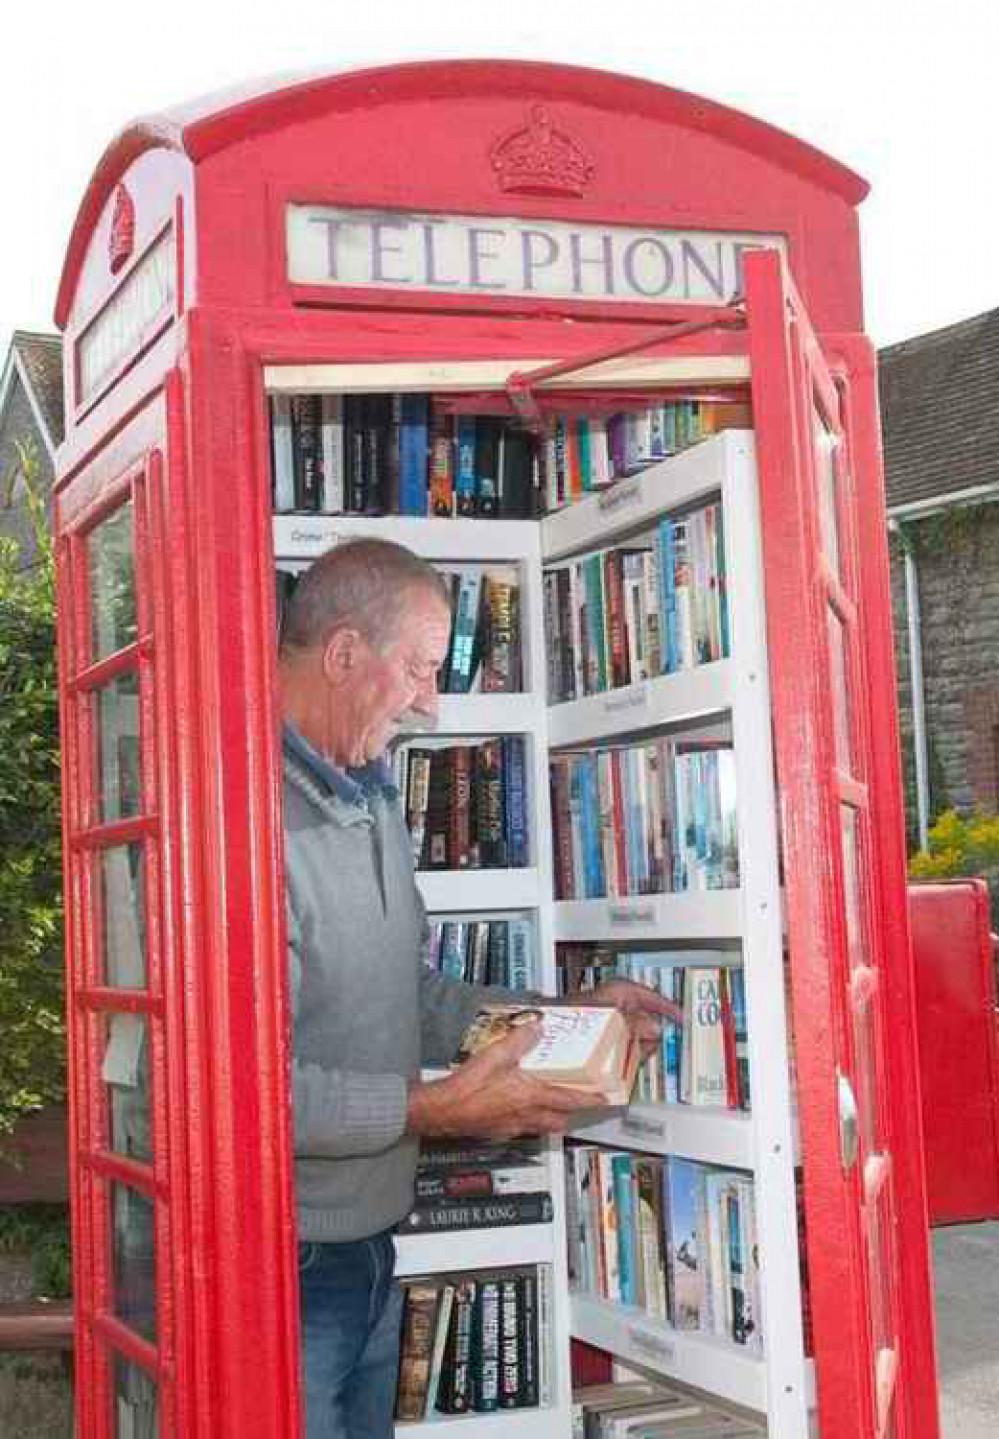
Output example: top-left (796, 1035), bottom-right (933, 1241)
top-left (321, 627), bottom-right (361, 686)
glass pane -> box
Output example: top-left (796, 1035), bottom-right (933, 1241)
top-left (97, 670), bottom-right (142, 822)
top-left (853, 996), bottom-right (884, 1157)
top-left (840, 804), bottom-right (865, 973)
top-left (114, 1354), bottom-right (160, 1439)
top-left (100, 844), bottom-right (147, 989)
top-left (866, 1182), bottom-right (897, 1370)
top-left (827, 606), bottom-right (853, 775)
top-left (103, 1013), bottom-right (152, 1163)
top-left (813, 409), bottom-right (841, 578)
top-left (90, 502), bottom-right (138, 661)
top-left (111, 1184), bottom-right (157, 1344)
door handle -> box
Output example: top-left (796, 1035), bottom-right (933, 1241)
top-left (838, 1072), bottom-right (860, 1171)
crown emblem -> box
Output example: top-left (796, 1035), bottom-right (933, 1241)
top-left (109, 184), bottom-right (135, 275)
top-left (490, 105), bottom-right (594, 197)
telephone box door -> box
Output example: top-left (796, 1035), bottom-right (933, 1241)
top-left (744, 249), bottom-right (939, 1439)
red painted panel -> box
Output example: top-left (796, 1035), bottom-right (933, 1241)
top-left (909, 880), bottom-right (999, 1226)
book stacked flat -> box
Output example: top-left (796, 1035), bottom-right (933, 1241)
top-left (400, 1138), bottom-right (552, 1235)
top-left (573, 1378), bottom-right (766, 1437)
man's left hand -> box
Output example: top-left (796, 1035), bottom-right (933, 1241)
top-left (577, 978), bottom-right (682, 1052)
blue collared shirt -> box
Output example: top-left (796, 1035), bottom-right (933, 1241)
top-left (282, 723), bottom-right (398, 809)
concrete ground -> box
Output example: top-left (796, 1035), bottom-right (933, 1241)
top-left (933, 1220), bottom-right (999, 1436)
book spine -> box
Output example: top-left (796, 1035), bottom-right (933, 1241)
top-left (502, 735), bottom-right (528, 868)
top-left (472, 1278), bottom-right (501, 1412)
top-left (498, 1274), bottom-right (521, 1407)
top-left (475, 417), bottom-right (501, 516)
top-left (439, 1278), bottom-right (476, 1414)
top-left (518, 1271), bottom-right (539, 1408)
top-left (400, 1192), bottom-right (554, 1233)
top-left (270, 395), bottom-right (296, 511)
top-left (429, 406), bottom-right (455, 516)
top-left (455, 416), bottom-right (478, 515)
top-left (395, 1282), bottom-right (441, 1421)
top-left (319, 394), bottom-right (344, 512)
top-left (399, 393), bottom-right (430, 515)
top-left (291, 395), bottom-right (322, 511)
top-left (415, 1165), bottom-right (549, 1201)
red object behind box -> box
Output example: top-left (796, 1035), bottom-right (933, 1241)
top-left (909, 880), bottom-right (999, 1226)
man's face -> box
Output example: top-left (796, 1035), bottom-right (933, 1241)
top-left (331, 587), bottom-right (451, 768)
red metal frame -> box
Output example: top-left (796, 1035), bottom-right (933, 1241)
top-left (51, 60), bottom-right (936, 1439)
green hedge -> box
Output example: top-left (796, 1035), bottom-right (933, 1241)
top-left (0, 448), bottom-right (65, 1143)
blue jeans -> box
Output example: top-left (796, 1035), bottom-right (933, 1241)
top-left (298, 1232), bottom-right (404, 1439)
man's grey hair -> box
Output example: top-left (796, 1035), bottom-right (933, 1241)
top-left (280, 538), bottom-right (450, 656)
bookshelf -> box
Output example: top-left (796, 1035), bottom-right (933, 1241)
top-left (272, 395), bottom-right (810, 1434)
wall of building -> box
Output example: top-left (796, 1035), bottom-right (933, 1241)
top-left (890, 502), bottom-right (999, 841)
top-left (0, 371), bottom-right (55, 568)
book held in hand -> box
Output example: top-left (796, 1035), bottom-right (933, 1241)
top-left (455, 1003), bottom-right (637, 1105)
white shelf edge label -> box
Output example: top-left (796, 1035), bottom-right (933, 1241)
top-left (603, 685), bottom-right (649, 716)
top-left (627, 1324), bottom-right (675, 1364)
top-left (608, 903), bottom-right (656, 926)
top-left (598, 478), bottom-right (643, 513)
top-left (622, 1113), bottom-right (667, 1142)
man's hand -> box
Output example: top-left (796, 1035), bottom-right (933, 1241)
top-left (406, 1021), bottom-right (603, 1142)
top-left (577, 977), bottom-right (682, 1054)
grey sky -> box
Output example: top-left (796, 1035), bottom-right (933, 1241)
top-left (2, 0), bottom-right (996, 358)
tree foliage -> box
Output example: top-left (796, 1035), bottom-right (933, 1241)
top-left (0, 442), bottom-right (65, 1141)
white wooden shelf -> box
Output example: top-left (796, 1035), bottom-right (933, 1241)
top-left (546, 662), bottom-right (733, 749)
top-left (417, 868), bottom-right (541, 913)
top-left (422, 693), bottom-right (543, 737)
top-left (397, 1405), bottom-right (560, 1435)
top-left (554, 889), bottom-right (743, 943)
top-left (570, 1292), bottom-right (767, 1413)
top-left (395, 1224), bottom-right (557, 1277)
top-left (274, 512), bottom-right (541, 564)
top-left (541, 433), bottom-right (743, 562)
top-left (569, 1102), bottom-right (753, 1170)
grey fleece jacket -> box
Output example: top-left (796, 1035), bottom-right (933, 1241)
top-left (284, 730), bottom-right (492, 1242)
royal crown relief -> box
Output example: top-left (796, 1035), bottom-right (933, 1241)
top-left (488, 105), bottom-right (595, 198)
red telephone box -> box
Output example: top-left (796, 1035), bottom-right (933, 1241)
top-left (52, 61), bottom-right (938, 1437)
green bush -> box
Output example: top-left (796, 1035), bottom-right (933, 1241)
top-left (909, 808), bottom-right (999, 879)
top-left (0, 444), bottom-right (65, 1144)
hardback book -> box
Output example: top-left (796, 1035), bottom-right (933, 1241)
top-left (455, 1003), bottom-right (637, 1105)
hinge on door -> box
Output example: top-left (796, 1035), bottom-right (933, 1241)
top-left (504, 300), bottom-right (747, 434)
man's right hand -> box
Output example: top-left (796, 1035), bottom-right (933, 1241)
top-left (405, 1021), bottom-right (604, 1141)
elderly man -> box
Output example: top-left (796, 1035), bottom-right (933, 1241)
top-left (279, 537), bottom-right (674, 1439)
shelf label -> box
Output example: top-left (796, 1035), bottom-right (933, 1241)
top-left (598, 478), bottom-right (643, 514)
top-left (603, 685), bottom-right (648, 716)
top-left (607, 903), bottom-right (656, 926)
top-left (287, 526), bottom-right (342, 548)
top-left (623, 1113), bottom-right (667, 1142)
top-left (627, 1325), bottom-right (675, 1364)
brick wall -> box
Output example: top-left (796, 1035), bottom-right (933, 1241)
top-left (890, 503), bottom-right (999, 835)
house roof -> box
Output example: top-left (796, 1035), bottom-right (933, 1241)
top-left (879, 308), bottom-right (999, 513)
top-left (9, 331), bottom-right (64, 447)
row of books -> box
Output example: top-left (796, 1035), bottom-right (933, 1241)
top-left (399, 737), bottom-right (529, 871)
top-left (550, 739), bottom-right (739, 900)
top-left (544, 501), bottom-right (729, 703)
top-left (270, 394), bottom-right (539, 518)
top-left (269, 391), bottom-right (751, 519)
top-left (566, 1148), bottom-right (762, 1352)
top-left (437, 567), bottom-right (521, 694)
top-left (541, 400), bottom-right (752, 514)
top-left (573, 1378), bottom-right (765, 1437)
top-left (427, 918), bottom-right (534, 989)
top-left (559, 947), bottom-right (750, 1111)
top-left (395, 1264), bottom-right (551, 1421)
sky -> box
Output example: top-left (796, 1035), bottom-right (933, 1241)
top-left (2, 0), bottom-right (997, 363)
